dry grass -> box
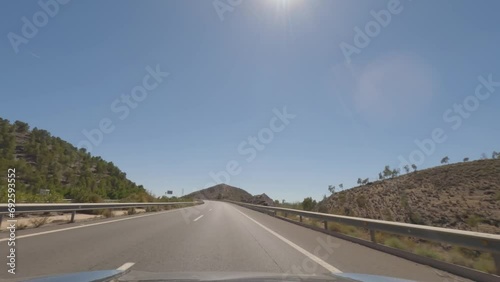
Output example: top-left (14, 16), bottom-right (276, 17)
top-left (274, 213), bottom-right (497, 274)
top-left (146, 206), bottom-right (162, 212)
top-left (29, 216), bottom-right (49, 228)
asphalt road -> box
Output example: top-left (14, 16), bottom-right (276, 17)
top-left (0, 201), bottom-right (467, 281)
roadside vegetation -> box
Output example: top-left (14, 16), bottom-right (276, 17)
top-left (271, 155), bottom-right (499, 275)
top-left (274, 211), bottom-right (496, 274)
top-left (0, 118), bottom-right (154, 203)
top-left (0, 118), bottom-right (198, 204)
top-left (29, 216), bottom-right (50, 228)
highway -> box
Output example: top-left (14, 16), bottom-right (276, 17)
top-left (0, 201), bottom-right (466, 281)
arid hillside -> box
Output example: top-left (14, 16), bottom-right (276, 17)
top-left (316, 159), bottom-right (500, 234)
top-left (186, 184), bottom-right (253, 202)
top-left (247, 193), bottom-right (275, 206)
top-left (186, 184), bottom-right (275, 206)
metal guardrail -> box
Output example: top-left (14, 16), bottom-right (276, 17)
top-left (60, 199), bottom-right (121, 203)
top-left (0, 201), bottom-right (202, 223)
top-left (228, 201), bottom-right (500, 278)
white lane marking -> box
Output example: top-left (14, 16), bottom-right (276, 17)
top-left (209, 209), bottom-right (213, 212)
top-left (117, 262), bottom-right (135, 271)
top-left (193, 215), bottom-right (204, 221)
top-left (233, 207), bottom-right (342, 273)
top-left (0, 207), bottom-right (194, 242)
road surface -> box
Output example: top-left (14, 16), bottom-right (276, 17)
top-left (0, 201), bottom-right (466, 281)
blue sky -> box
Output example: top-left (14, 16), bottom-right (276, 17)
top-left (1, 0), bottom-right (499, 202)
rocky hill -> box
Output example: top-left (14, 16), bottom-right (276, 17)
top-left (316, 159), bottom-right (500, 234)
top-left (186, 184), bottom-right (275, 206)
top-left (186, 184), bottom-right (252, 201)
top-left (0, 118), bottom-right (151, 202)
top-left (247, 193), bottom-right (275, 206)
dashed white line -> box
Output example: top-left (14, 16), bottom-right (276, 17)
top-left (117, 262), bottom-right (135, 271)
top-left (193, 215), bottom-right (204, 221)
top-left (233, 207), bottom-right (342, 273)
top-left (209, 209), bottom-right (213, 212)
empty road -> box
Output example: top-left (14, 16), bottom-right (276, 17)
top-left (0, 201), bottom-right (465, 281)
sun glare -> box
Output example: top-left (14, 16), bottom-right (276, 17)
top-left (276, 0), bottom-right (300, 9)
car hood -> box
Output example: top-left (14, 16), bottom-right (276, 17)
top-left (20, 270), bottom-right (416, 282)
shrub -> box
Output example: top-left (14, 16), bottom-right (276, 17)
top-left (15, 191), bottom-right (65, 203)
top-left (302, 197), bottom-right (317, 211)
top-left (30, 216), bottom-right (49, 228)
top-left (415, 247), bottom-right (443, 260)
top-left (328, 222), bottom-right (342, 232)
top-left (356, 195), bottom-right (367, 208)
top-left (384, 237), bottom-right (407, 250)
top-left (466, 215), bottom-right (482, 231)
top-left (473, 253), bottom-right (495, 273)
top-left (99, 209), bottom-right (114, 218)
top-left (146, 206), bottom-right (160, 212)
top-left (409, 212), bottom-right (424, 224)
top-left (71, 188), bottom-right (103, 203)
top-left (122, 191), bottom-right (155, 203)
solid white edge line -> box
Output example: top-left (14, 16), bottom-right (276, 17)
top-left (193, 215), bottom-right (204, 221)
top-left (233, 207), bottom-right (342, 273)
top-left (0, 206), bottom-right (194, 242)
top-left (117, 262), bottom-right (135, 271)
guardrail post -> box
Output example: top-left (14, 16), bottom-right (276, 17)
top-left (323, 220), bottom-right (328, 230)
top-left (370, 230), bottom-right (376, 243)
top-left (493, 253), bottom-right (500, 275)
top-left (70, 211), bottom-right (76, 223)
top-left (299, 215), bottom-right (302, 222)
top-left (284, 212), bottom-right (288, 218)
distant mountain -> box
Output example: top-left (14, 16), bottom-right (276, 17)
top-left (316, 159), bottom-right (500, 234)
top-left (0, 118), bottom-right (151, 202)
top-left (186, 184), bottom-right (275, 206)
top-left (186, 184), bottom-right (252, 202)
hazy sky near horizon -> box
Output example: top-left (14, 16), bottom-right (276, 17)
top-left (1, 0), bottom-right (500, 202)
